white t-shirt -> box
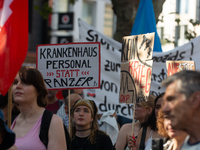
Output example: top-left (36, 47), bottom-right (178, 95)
top-left (145, 130), bottom-right (153, 150)
top-left (163, 139), bottom-right (174, 150)
top-left (181, 135), bottom-right (200, 150)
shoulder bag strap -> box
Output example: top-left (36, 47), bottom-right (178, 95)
top-left (39, 109), bottom-right (53, 148)
top-left (139, 126), bottom-right (147, 150)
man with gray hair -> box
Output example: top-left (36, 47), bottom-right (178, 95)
top-left (161, 70), bottom-right (200, 149)
top-left (57, 93), bottom-right (82, 129)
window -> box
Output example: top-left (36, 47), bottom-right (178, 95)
top-left (175, 25), bottom-right (188, 46)
top-left (81, 1), bottom-right (95, 26)
top-left (185, 0), bottom-right (189, 13)
top-left (175, 25), bottom-right (180, 46)
top-left (176, 0), bottom-right (181, 14)
top-left (161, 27), bottom-right (164, 40)
top-left (196, 0), bottom-right (200, 21)
top-left (103, 4), bottom-right (114, 38)
top-left (184, 25), bottom-right (188, 39)
top-left (176, 0), bottom-right (189, 14)
top-left (157, 27), bottom-right (164, 40)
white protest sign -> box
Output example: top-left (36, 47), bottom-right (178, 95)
top-left (78, 18), bottom-right (134, 119)
top-left (78, 18), bottom-right (200, 119)
top-left (151, 37), bottom-right (200, 96)
top-left (36, 42), bottom-right (101, 90)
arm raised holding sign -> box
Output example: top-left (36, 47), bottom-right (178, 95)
top-left (116, 95), bottom-right (156, 150)
top-left (115, 121), bottom-right (140, 150)
top-left (127, 94), bottom-right (164, 150)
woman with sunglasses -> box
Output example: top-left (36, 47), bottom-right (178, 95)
top-left (116, 94), bottom-right (159, 150)
top-left (70, 99), bottom-right (114, 150)
top-left (127, 93), bottom-right (165, 150)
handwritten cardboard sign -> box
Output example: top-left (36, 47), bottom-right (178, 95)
top-left (166, 61), bottom-right (195, 76)
top-left (121, 33), bottom-right (155, 62)
top-left (119, 60), bottom-right (153, 104)
top-left (36, 42), bottom-right (101, 90)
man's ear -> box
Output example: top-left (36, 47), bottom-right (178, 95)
top-left (64, 105), bottom-right (68, 114)
top-left (190, 91), bottom-right (200, 109)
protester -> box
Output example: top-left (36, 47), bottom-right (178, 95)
top-left (70, 99), bottom-right (114, 150)
top-left (117, 115), bottom-right (132, 129)
top-left (11, 66), bottom-right (67, 150)
top-left (115, 106), bottom-right (142, 150)
top-left (45, 90), bottom-right (63, 114)
top-left (62, 89), bottom-right (84, 100)
top-left (126, 94), bottom-right (163, 150)
top-left (161, 70), bottom-right (200, 149)
top-left (116, 94), bottom-right (161, 150)
top-left (157, 109), bottom-right (187, 150)
top-left (60, 93), bottom-right (82, 129)
top-left (57, 89), bottom-right (84, 124)
top-left (0, 110), bottom-right (16, 150)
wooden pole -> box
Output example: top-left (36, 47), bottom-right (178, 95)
top-left (7, 87), bottom-right (12, 128)
top-left (131, 104), bottom-right (135, 150)
top-left (131, 104), bottom-right (135, 134)
top-left (68, 90), bottom-right (71, 134)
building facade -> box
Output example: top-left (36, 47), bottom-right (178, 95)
top-left (25, 0), bottom-right (200, 64)
top-left (157, 0), bottom-right (200, 52)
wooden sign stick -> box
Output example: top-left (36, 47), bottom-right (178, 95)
top-left (68, 90), bottom-right (71, 134)
top-left (131, 104), bottom-right (135, 134)
top-left (131, 104), bottom-right (135, 150)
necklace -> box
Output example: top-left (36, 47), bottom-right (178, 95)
top-left (74, 135), bottom-right (89, 150)
top-left (76, 127), bottom-right (91, 132)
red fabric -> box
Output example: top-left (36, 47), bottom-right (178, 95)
top-left (0, 0), bottom-right (28, 95)
top-left (56, 90), bottom-right (64, 100)
top-left (45, 100), bottom-right (60, 114)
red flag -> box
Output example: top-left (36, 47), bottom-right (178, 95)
top-left (0, 0), bottom-right (28, 95)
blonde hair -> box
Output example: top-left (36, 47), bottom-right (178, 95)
top-left (139, 94), bottom-right (156, 109)
top-left (138, 94), bottom-right (157, 130)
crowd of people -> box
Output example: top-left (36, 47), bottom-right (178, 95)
top-left (1, 66), bottom-right (200, 150)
